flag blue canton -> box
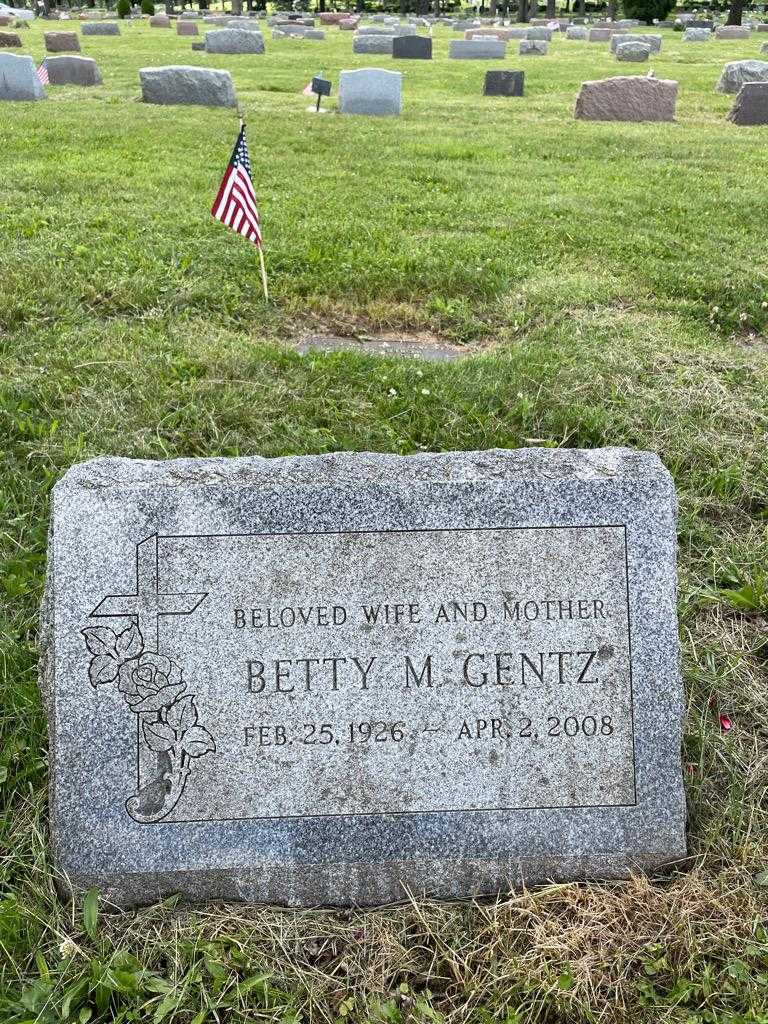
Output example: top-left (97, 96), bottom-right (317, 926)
top-left (232, 128), bottom-right (252, 178)
top-left (212, 123), bottom-right (262, 248)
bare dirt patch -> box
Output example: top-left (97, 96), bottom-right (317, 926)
top-left (732, 330), bottom-right (768, 354)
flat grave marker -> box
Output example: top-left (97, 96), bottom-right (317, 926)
top-left (42, 449), bottom-right (686, 906)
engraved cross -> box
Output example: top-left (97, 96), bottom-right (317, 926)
top-left (90, 534), bottom-right (207, 653)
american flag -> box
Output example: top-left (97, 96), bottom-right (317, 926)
top-left (36, 59), bottom-right (49, 85)
top-left (211, 123), bottom-right (262, 248)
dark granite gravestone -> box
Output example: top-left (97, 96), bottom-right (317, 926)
top-left (727, 81), bottom-right (768, 124)
top-left (392, 34), bottom-right (432, 58)
top-left (484, 68), bottom-right (524, 95)
top-left (41, 448), bottom-right (686, 907)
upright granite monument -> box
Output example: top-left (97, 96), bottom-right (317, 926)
top-left (41, 448), bottom-right (686, 906)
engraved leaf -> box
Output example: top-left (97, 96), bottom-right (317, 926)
top-left (115, 622), bottom-right (143, 661)
top-left (166, 695), bottom-right (198, 733)
top-left (181, 725), bottom-right (215, 759)
top-left (82, 627), bottom-right (118, 658)
top-left (132, 682), bottom-right (186, 714)
top-left (142, 719), bottom-right (176, 753)
top-left (89, 654), bottom-right (119, 687)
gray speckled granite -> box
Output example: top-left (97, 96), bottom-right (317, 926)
top-left (40, 449), bottom-right (686, 907)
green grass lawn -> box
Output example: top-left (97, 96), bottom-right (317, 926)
top-left (2, 15), bottom-right (768, 1023)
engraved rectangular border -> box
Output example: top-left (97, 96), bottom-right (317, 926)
top-left (155, 523), bottom-right (638, 824)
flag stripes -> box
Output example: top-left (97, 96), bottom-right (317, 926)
top-left (211, 124), bottom-right (262, 247)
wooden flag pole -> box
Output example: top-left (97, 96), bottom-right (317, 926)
top-left (257, 245), bottom-right (269, 301)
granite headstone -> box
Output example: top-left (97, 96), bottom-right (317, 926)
top-left (44, 31), bottom-right (81, 52)
top-left (338, 66), bottom-right (402, 114)
top-left (41, 449), bottom-right (686, 907)
top-left (449, 38), bottom-right (506, 58)
top-left (575, 75), bottom-right (678, 121)
top-left (484, 68), bottom-right (524, 94)
top-left (715, 24), bottom-right (750, 39)
top-left (615, 41), bottom-right (651, 61)
top-left (609, 32), bottom-right (661, 53)
top-left (81, 21), bottom-right (120, 35)
top-left (727, 80), bottom-right (768, 122)
top-left (519, 39), bottom-right (547, 54)
top-left (204, 28), bottom-right (265, 53)
top-left (392, 34), bottom-right (432, 58)
top-left (716, 60), bottom-right (768, 93)
top-left (0, 51), bottom-right (45, 98)
top-left (139, 65), bottom-right (237, 107)
top-left (46, 54), bottom-right (102, 85)
top-left (352, 33), bottom-right (394, 54)
top-left (683, 27), bottom-right (711, 41)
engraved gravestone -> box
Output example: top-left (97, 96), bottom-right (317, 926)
top-left (41, 449), bottom-right (686, 906)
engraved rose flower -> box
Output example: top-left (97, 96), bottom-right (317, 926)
top-left (117, 652), bottom-right (186, 713)
top-left (82, 620), bottom-right (215, 823)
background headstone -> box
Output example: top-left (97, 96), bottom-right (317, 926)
top-left (0, 32), bottom-right (22, 47)
top-left (449, 38), bottom-right (506, 58)
top-left (139, 65), bottom-right (237, 107)
top-left (716, 60), bottom-right (768, 93)
top-left (338, 66), bottom-right (402, 115)
top-left (683, 27), bottom-right (711, 41)
top-left (392, 34), bottom-right (432, 58)
top-left (81, 22), bottom-right (120, 35)
top-left (204, 29), bottom-right (265, 54)
top-left (46, 54), bottom-right (102, 86)
top-left (353, 34), bottom-right (395, 55)
top-left (0, 51), bottom-right (45, 98)
top-left (177, 21), bottom-right (199, 35)
top-left (715, 25), bottom-right (750, 39)
top-left (519, 39), bottom-right (547, 54)
top-left (616, 41), bottom-right (651, 61)
top-left (575, 75), bottom-right (678, 121)
top-left (484, 68), bottom-right (524, 94)
top-left (609, 32), bottom-right (661, 53)
top-left (44, 31), bottom-right (81, 52)
top-left (726, 80), bottom-right (768, 122)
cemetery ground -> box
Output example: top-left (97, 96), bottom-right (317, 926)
top-left (1, 15), bottom-right (768, 1024)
